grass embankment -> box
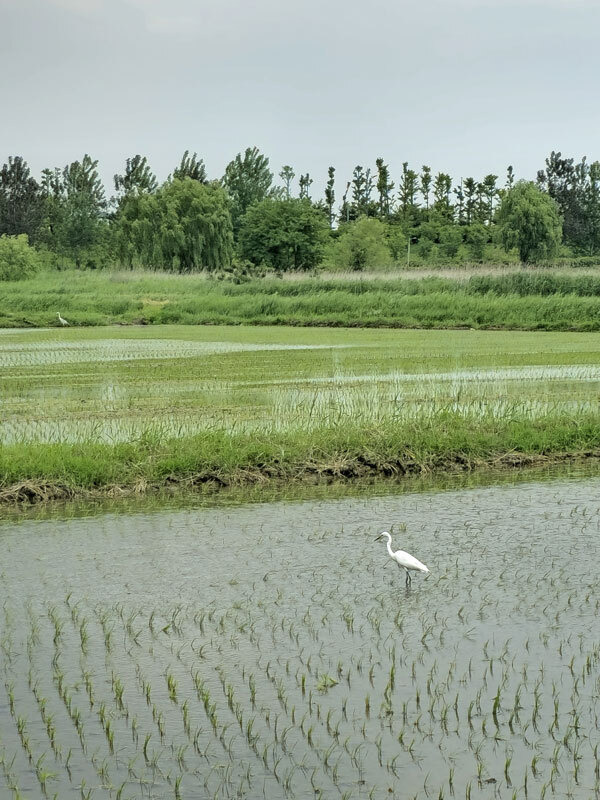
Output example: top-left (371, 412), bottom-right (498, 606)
top-left (5, 269), bottom-right (600, 329)
top-left (2, 414), bottom-right (600, 504)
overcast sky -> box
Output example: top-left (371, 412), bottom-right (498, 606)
top-left (2, 0), bottom-right (599, 197)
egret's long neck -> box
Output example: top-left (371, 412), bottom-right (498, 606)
top-left (385, 534), bottom-right (393, 557)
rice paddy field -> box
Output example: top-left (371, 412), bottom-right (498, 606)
top-left (2, 324), bottom-right (600, 445)
top-left (1, 476), bottom-right (600, 799)
top-left (2, 324), bottom-right (600, 498)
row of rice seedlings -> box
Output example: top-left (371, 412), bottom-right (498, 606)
top-left (1, 495), bottom-right (599, 797)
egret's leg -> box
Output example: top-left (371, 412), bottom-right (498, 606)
top-left (405, 569), bottom-right (411, 586)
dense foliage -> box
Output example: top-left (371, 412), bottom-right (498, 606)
top-left (238, 198), bottom-right (328, 271)
top-left (115, 178), bottom-right (233, 272)
top-left (2, 146), bottom-right (600, 276)
top-left (497, 182), bottom-right (562, 264)
top-left (0, 234), bottom-right (39, 281)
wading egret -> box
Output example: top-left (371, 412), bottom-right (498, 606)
top-left (57, 312), bottom-right (69, 326)
top-left (375, 531), bottom-right (429, 585)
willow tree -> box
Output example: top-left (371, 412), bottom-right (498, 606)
top-left (116, 178), bottom-right (233, 271)
top-left (497, 181), bottom-right (562, 264)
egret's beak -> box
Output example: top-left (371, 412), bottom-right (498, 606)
top-left (374, 534), bottom-right (383, 541)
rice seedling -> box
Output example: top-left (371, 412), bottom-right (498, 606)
top-left (1, 474), bottom-right (600, 797)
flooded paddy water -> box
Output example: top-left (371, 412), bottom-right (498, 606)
top-left (1, 474), bottom-right (600, 799)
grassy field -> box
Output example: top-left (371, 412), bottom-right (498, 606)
top-left (2, 325), bottom-right (600, 502)
top-left (4, 269), bottom-right (600, 330)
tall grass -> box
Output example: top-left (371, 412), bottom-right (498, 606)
top-left (1, 411), bottom-right (599, 498)
top-left (3, 269), bottom-right (600, 329)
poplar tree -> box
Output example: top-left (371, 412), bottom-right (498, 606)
top-left (432, 173), bottom-right (453, 219)
top-left (454, 180), bottom-right (465, 224)
top-left (375, 158), bottom-right (394, 219)
top-left (339, 181), bottom-right (351, 224)
top-left (114, 155), bottom-right (158, 199)
top-left (173, 151), bottom-right (207, 183)
top-left (420, 165), bottom-right (432, 211)
top-left (299, 173), bottom-right (313, 200)
top-left (279, 165), bottom-right (295, 199)
top-left (462, 178), bottom-right (477, 225)
top-left (351, 166), bottom-right (374, 217)
top-left (222, 146), bottom-right (273, 235)
top-left (324, 166), bottom-right (335, 227)
top-left (398, 162), bottom-right (419, 219)
top-left (481, 174), bottom-right (498, 224)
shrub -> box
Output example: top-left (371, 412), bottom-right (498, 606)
top-left (0, 234), bottom-right (40, 281)
top-left (328, 217), bottom-right (392, 271)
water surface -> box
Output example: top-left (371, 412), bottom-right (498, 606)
top-left (1, 477), bottom-right (599, 798)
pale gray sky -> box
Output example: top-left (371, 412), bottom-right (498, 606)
top-left (2, 0), bottom-right (599, 196)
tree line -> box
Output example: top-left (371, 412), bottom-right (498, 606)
top-left (0, 147), bottom-right (595, 277)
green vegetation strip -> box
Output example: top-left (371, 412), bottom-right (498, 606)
top-left (5, 269), bottom-right (600, 329)
top-left (2, 414), bottom-right (600, 504)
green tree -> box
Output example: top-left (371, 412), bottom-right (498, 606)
top-left (466, 223), bottom-right (487, 262)
top-left (339, 180), bottom-right (352, 224)
top-left (0, 156), bottom-right (44, 241)
top-left (420, 165), bottom-right (432, 211)
top-left (398, 162), bottom-right (419, 219)
top-left (581, 160), bottom-right (600, 254)
top-left (116, 178), bottom-right (233, 271)
top-left (40, 154), bottom-right (107, 268)
top-left (299, 173), bottom-right (313, 200)
top-left (432, 173), bottom-right (453, 220)
top-left (239, 197), bottom-right (328, 272)
top-left (439, 226), bottom-right (463, 259)
top-left (506, 165), bottom-right (515, 190)
top-left (114, 155), bottom-right (158, 200)
top-left (463, 177), bottom-right (477, 225)
top-left (324, 166), bottom-right (335, 228)
top-left (497, 181), bottom-right (562, 263)
top-left (375, 158), bottom-right (394, 219)
top-left (454, 180), bottom-right (465, 224)
top-left (279, 165), bottom-right (295, 199)
top-left (537, 151), bottom-right (582, 248)
top-left (222, 146), bottom-right (274, 235)
top-left (329, 217), bottom-right (392, 271)
top-left (350, 166), bottom-right (375, 218)
top-left (481, 174), bottom-right (498, 225)
top-left (0, 234), bottom-right (40, 280)
top-left (173, 151), bottom-right (207, 183)
top-left (385, 224), bottom-right (407, 261)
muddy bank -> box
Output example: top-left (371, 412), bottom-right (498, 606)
top-left (3, 448), bottom-right (600, 507)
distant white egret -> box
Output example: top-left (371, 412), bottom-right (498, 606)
top-left (375, 531), bottom-right (429, 585)
top-left (56, 312), bottom-right (69, 326)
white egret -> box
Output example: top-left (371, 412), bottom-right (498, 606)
top-left (56, 312), bottom-right (69, 326)
top-left (375, 531), bottom-right (429, 585)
